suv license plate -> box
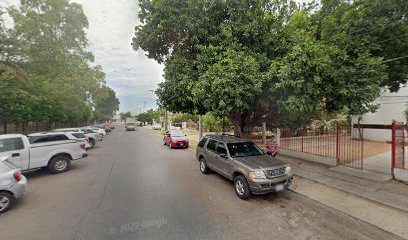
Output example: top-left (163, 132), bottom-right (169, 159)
top-left (180, 144), bottom-right (184, 146)
top-left (275, 184), bottom-right (285, 192)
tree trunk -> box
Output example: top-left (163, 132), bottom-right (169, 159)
top-left (3, 122), bottom-right (7, 134)
top-left (357, 117), bottom-right (363, 140)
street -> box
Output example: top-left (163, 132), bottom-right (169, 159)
top-left (0, 127), bottom-right (403, 240)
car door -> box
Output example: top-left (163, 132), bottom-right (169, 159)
top-left (0, 137), bottom-right (29, 170)
top-left (205, 139), bottom-right (219, 170)
top-left (215, 142), bottom-right (234, 177)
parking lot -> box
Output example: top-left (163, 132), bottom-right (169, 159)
top-left (0, 126), bottom-right (403, 240)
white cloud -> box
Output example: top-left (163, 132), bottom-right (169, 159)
top-left (73, 0), bottom-right (164, 112)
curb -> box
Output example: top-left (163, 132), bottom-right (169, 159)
top-left (289, 176), bottom-right (408, 240)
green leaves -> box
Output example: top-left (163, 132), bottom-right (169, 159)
top-left (0, 0), bottom-right (119, 128)
top-left (134, 0), bottom-right (408, 135)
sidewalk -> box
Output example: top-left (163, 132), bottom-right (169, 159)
top-left (279, 154), bottom-right (408, 239)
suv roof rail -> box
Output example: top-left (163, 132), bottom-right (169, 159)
top-left (221, 133), bottom-right (240, 137)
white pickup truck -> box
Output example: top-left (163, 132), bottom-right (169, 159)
top-left (0, 133), bottom-right (87, 174)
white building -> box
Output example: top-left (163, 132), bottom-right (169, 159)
top-left (356, 85), bottom-right (408, 142)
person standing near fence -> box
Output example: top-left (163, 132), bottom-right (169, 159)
top-left (266, 135), bottom-right (278, 157)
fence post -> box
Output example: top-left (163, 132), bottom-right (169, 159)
top-left (262, 122), bottom-right (267, 144)
top-left (336, 123), bottom-right (340, 165)
top-left (275, 128), bottom-right (280, 147)
top-left (301, 129), bottom-right (304, 152)
top-left (391, 121), bottom-right (396, 171)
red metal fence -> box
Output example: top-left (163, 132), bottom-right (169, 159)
top-left (336, 124), bottom-right (364, 169)
top-left (392, 121), bottom-right (407, 169)
top-left (280, 124), bottom-right (364, 170)
top-left (280, 128), bottom-right (337, 158)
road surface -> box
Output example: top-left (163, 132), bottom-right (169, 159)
top-left (0, 126), bottom-right (403, 240)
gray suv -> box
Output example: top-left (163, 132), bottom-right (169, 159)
top-left (196, 135), bottom-right (293, 200)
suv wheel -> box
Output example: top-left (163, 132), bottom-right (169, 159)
top-left (48, 155), bottom-right (71, 173)
top-left (0, 192), bottom-right (15, 214)
top-left (199, 158), bottom-right (209, 174)
top-left (234, 175), bottom-right (252, 200)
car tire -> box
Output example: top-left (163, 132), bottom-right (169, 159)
top-left (234, 175), bottom-right (252, 200)
top-left (89, 138), bottom-right (96, 148)
top-left (48, 155), bottom-right (71, 174)
top-left (199, 158), bottom-right (209, 174)
top-left (0, 191), bottom-right (15, 214)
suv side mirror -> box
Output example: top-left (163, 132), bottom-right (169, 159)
top-left (219, 153), bottom-right (227, 158)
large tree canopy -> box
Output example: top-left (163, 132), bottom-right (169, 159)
top-left (133, 0), bottom-right (408, 137)
top-left (0, 0), bottom-right (119, 132)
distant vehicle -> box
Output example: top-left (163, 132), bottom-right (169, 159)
top-left (0, 133), bottom-right (87, 174)
top-left (91, 127), bottom-right (107, 137)
top-left (136, 121), bottom-right (143, 126)
top-left (53, 128), bottom-right (102, 148)
top-left (196, 135), bottom-right (293, 200)
top-left (125, 118), bottom-right (136, 131)
top-left (152, 124), bottom-right (162, 130)
top-left (95, 125), bottom-right (111, 133)
top-left (163, 130), bottom-right (189, 149)
top-left (0, 154), bottom-right (27, 214)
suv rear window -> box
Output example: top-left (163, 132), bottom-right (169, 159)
top-left (0, 138), bottom-right (24, 152)
top-left (206, 139), bottom-right (217, 151)
top-left (197, 137), bottom-right (207, 148)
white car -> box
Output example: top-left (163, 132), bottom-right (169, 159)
top-left (68, 132), bottom-right (91, 150)
top-left (91, 127), bottom-right (106, 137)
top-left (152, 124), bottom-right (162, 130)
top-left (0, 133), bottom-right (87, 174)
top-left (0, 154), bottom-right (27, 214)
top-left (53, 128), bottom-right (102, 148)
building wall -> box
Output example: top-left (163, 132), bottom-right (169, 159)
top-left (355, 86), bottom-right (408, 142)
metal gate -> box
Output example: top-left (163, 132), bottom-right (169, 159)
top-left (392, 121), bottom-right (406, 170)
top-left (336, 124), bottom-right (364, 169)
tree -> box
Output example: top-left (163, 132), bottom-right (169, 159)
top-left (133, 0), bottom-right (407, 138)
top-left (0, 0), bottom-right (119, 132)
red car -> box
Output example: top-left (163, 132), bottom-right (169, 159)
top-left (105, 123), bottom-right (116, 129)
top-left (163, 130), bottom-right (189, 149)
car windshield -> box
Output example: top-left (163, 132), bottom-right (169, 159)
top-left (127, 123), bottom-right (135, 126)
top-left (227, 142), bottom-right (264, 158)
top-left (171, 131), bottom-right (184, 137)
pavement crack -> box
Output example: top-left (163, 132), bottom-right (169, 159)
top-left (98, 156), bottom-right (118, 208)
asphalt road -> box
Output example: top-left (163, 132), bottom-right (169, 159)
top-left (0, 126), bottom-right (403, 240)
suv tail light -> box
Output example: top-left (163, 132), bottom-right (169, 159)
top-left (13, 170), bottom-right (21, 182)
top-left (80, 143), bottom-right (86, 150)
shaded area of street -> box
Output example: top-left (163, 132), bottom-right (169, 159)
top-left (0, 126), bottom-right (403, 240)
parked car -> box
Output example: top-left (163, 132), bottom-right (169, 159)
top-left (0, 154), bottom-right (27, 214)
top-left (105, 124), bottom-right (116, 130)
top-left (69, 132), bottom-right (91, 150)
top-left (95, 125), bottom-right (111, 133)
top-left (152, 124), bottom-right (162, 130)
top-left (91, 127), bottom-right (107, 137)
top-left (0, 133), bottom-right (87, 174)
top-left (163, 130), bottom-right (189, 148)
top-left (196, 135), bottom-right (293, 200)
top-left (53, 128), bottom-right (102, 148)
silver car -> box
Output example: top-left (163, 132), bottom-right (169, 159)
top-left (0, 154), bottom-right (27, 214)
top-left (196, 135), bottom-right (293, 200)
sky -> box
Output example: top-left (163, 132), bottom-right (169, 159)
top-left (73, 0), bottom-right (164, 115)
